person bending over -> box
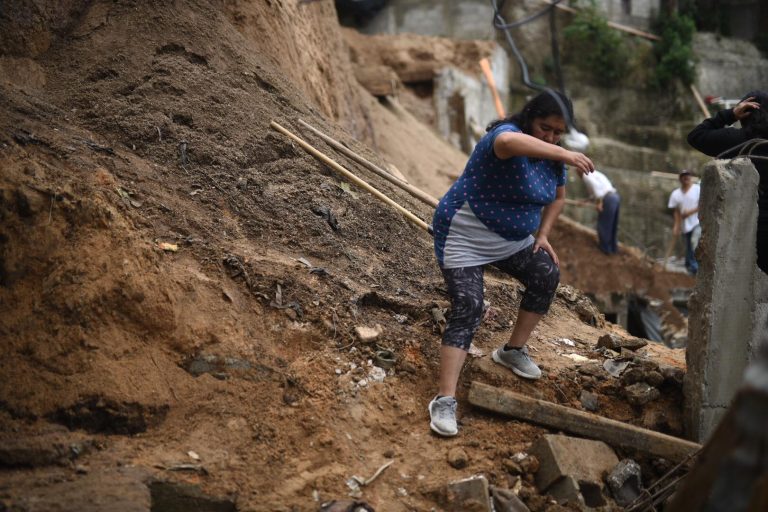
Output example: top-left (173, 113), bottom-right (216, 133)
top-left (688, 91), bottom-right (768, 275)
top-left (428, 91), bottom-right (594, 437)
top-left (581, 169), bottom-right (620, 254)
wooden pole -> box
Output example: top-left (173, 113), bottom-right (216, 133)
top-left (479, 58), bottom-right (506, 118)
top-left (537, 0), bottom-right (661, 41)
top-left (690, 84), bottom-right (711, 119)
top-left (468, 381), bottom-right (701, 463)
top-left (564, 198), bottom-right (596, 209)
top-left (663, 231), bottom-right (679, 269)
top-left (297, 119), bottom-right (440, 208)
top-left (270, 121), bottom-right (430, 232)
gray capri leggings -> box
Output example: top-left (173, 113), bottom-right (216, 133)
top-left (440, 244), bottom-right (560, 351)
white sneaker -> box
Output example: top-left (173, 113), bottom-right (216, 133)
top-left (492, 345), bottom-right (542, 380)
top-left (428, 396), bottom-right (458, 437)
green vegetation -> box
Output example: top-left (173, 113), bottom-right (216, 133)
top-left (651, 12), bottom-right (697, 88)
top-left (563, 1), bottom-right (629, 87)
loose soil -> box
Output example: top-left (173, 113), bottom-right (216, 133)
top-left (1, 2), bottom-right (691, 511)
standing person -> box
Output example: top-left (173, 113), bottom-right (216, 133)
top-left (668, 170), bottom-right (701, 275)
top-left (428, 91), bottom-right (594, 437)
top-left (581, 169), bottom-right (620, 254)
top-left (687, 91), bottom-right (768, 275)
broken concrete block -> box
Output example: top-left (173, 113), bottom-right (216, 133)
top-left (490, 485), bottom-right (530, 512)
top-left (446, 475), bottom-right (492, 512)
top-left (547, 476), bottom-right (608, 508)
top-left (354, 324), bottom-right (382, 343)
top-left (545, 475), bottom-right (582, 506)
top-left (624, 382), bottom-right (660, 406)
top-left (530, 434), bottom-right (619, 491)
top-left (606, 459), bottom-right (643, 507)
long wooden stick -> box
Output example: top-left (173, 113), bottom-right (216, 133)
top-left (270, 121), bottom-right (430, 232)
top-left (564, 198), bottom-right (596, 209)
top-left (469, 381), bottom-right (701, 463)
top-left (297, 119), bottom-right (440, 208)
top-left (690, 84), bottom-right (710, 119)
top-left (479, 58), bottom-right (506, 118)
top-left (538, 0), bottom-right (661, 41)
top-left (663, 231), bottom-right (678, 269)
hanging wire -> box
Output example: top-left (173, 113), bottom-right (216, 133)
top-left (490, 0), bottom-right (572, 128)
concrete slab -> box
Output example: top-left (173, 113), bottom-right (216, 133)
top-left (530, 434), bottom-right (619, 491)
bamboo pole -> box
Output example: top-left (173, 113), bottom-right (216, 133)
top-left (564, 198), bottom-right (596, 209)
top-left (297, 119), bottom-right (440, 208)
top-left (270, 121), bottom-right (430, 232)
top-left (690, 84), bottom-right (711, 119)
top-left (479, 58), bottom-right (506, 118)
top-left (537, 0), bottom-right (661, 41)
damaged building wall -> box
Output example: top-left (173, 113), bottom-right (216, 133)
top-left (433, 46), bottom-right (509, 153)
top-left (685, 157), bottom-right (764, 442)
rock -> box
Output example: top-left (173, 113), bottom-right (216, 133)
top-left (530, 435), bottom-right (618, 492)
top-left (446, 475), bottom-right (492, 512)
top-left (620, 368), bottom-right (646, 385)
top-left (577, 362), bottom-right (606, 378)
top-left (659, 364), bottom-right (685, 387)
top-left (490, 485), bottom-right (531, 512)
top-left (448, 447), bottom-right (469, 469)
top-left (354, 325), bottom-right (383, 343)
top-left (579, 390), bottom-right (599, 412)
top-left (597, 333), bottom-right (648, 351)
top-left (503, 459), bottom-right (523, 475)
top-left (603, 359), bottom-right (630, 378)
top-left (520, 455), bottom-right (539, 475)
top-left (606, 459), bottom-right (643, 507)
top-left (645, 370), bottom-right (665, 387)
top-left (624, 382), bottom-right (660, 406)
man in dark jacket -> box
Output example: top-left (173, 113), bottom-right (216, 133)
top-left (687, 91), bottom-right (768, 275)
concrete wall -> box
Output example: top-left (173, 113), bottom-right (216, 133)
top-left (595, 0), bottom-right (660, 30)
top-left (433, 46), bottom-right (509, 153)
top-left (364, 0), bottom-right (661, 36)
top-left (361, 0), bottom-right (495, 39)
top-left (694, 32), bottom-right (768, 100)
top-left (685, 158), bottom-right (762, 442)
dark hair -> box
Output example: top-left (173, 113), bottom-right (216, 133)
top-left (740, 90), bottom-right (768, 138)
top-left (486, 90), bottom-right (574, 133)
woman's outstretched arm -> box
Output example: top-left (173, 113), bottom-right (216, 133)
top-left (494, 132), bottom-right (594, 175)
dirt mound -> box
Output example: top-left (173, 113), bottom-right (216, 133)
top-left (1, 2), bottom-right (688, 510)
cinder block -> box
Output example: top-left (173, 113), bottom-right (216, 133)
top-left (446, 475), bottom-right (492, 512)
top-left (530, 434), bottom-right (619, 491)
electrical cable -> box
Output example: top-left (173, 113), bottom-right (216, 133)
top-left (490, 0), bottom-right (589, 150)
top-left (716, 138), bottom-right (768, 159)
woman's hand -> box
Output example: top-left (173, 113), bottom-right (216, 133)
top-left (533, 234), bottom-right (559, 266)
top-left (563, 150), bottom-right (595, 176)
top-left (734, 97), bottom-right (760, 121)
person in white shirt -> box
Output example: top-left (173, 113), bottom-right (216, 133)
top-left (668, 169), bottom-right (701, 275)
top-left (581, 170), bottom-right (620, 254)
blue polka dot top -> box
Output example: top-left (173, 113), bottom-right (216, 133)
top-left (433, 122), bottom-right (566, 265)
